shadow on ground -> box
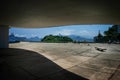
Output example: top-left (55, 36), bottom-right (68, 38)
top-left (0, 48), bottom-right (88, 80)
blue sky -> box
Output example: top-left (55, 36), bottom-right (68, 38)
top-left (9, 24), bottom-right (112, 39)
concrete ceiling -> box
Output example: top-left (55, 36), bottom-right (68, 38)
top-left (0, 0), bottom-right (120, 28)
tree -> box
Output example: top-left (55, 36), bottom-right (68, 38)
top-left (94, 30), bottom-right (104, 43)
top-left (41, 35), bottom-right (73, 43)
top-left (104, 25), bottom-right (119, 42)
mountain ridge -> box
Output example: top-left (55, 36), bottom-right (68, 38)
top-left (68, 35), bottom-right (93, 42)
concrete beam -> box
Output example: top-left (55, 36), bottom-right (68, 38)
top-left (0, 25), bottom-right (9, 48)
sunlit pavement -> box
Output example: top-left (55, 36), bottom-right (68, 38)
top-left (0, 42), bottom-right (120, 80)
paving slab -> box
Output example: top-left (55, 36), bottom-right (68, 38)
top-left (53, 58), bottom-right (78, 69)
top-left (77, 62), bottom-right (102, 71)
top-left (0, 62), bottom-right (36, 80)
top-left (90, 72), bottom-right (112, 80)
top-left (84, 58), bottom-right (120, 69)
top-left (6, 42), bottom-right (120, 80)
top-left (109, 71), bottom-right (120, 80)
top-left (68, 65), bottom-right (97, 79)
top-left (22, 61), bottom-right (63, 78)
top-left (47, 69), bottom-right (88, 80)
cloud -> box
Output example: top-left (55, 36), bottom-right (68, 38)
top-left (54, 29), bottom-right (74, 35)
top-left (15, 34), bottom-right (27, 37)
top-left (77, 30), bottom-right (96, 38)
top-left (31, 34), bottom-right (38, 37)
top-left (53, 29), bottom-right (96, 38)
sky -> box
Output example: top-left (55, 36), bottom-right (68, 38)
top-left (9, 24), bottom-right (112, 39)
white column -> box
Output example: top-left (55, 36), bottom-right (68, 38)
top-left (0, 25), bottom-right (9, 48)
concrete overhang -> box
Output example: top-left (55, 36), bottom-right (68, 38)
top-left (0, 0), bottom-right (120, 28)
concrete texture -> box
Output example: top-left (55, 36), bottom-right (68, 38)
top-left (1, 1), bottom-right (120, 27)
top-left (0, 42), bottom-right (120, 80)
top-left (0, 25), bottom-right (9, 48)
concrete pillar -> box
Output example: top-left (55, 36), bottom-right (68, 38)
top-left (0, 25), bottom-right (9, 48)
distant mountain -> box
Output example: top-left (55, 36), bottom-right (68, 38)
top-left (68, 35), bottom-right (93, 42)
top-left (9, 33), bottom-right (27, 43)
top-left (27, 37), bottom-right (41, 42)
top-left (9, 34), bottom-right (17, 42)
top-left (9, 33), bottom-right (41, 43)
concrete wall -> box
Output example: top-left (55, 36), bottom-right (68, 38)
top-left (0, 25), bottom-right (9, 48)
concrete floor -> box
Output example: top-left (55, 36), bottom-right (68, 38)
top-left (0, 42), bottom-right (120, 80)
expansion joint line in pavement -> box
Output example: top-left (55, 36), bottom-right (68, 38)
top-left (66, 57), bottom-right (93, 70)
top-left (34, 68), bottom-right (64, 80)
top-left (108, 64), bottom-right (120, 80)
top-left (18, 66), bottom-right (40, 79)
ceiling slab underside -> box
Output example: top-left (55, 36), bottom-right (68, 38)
top-left (0, 0), bottom-right (120, 28)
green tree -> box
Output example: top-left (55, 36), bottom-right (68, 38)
top-left (104, 25), bottom-right (119, 42)
top-left (41, 35), bottom-right (73, 43)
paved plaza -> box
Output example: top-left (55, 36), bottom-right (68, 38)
top-left (0, 42), bottom-right (120, 80)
